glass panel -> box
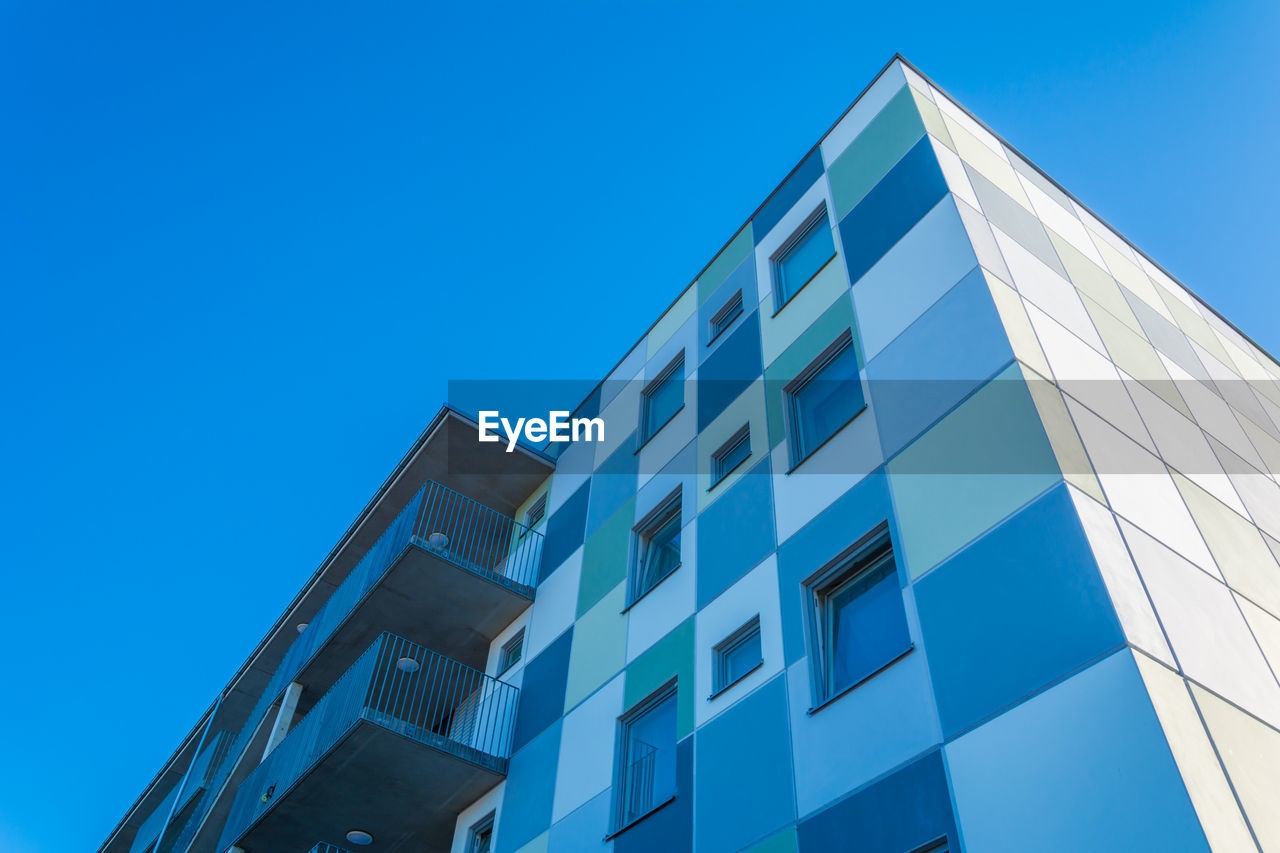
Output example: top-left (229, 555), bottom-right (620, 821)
top-left (792, 341), bottom-right (862, 459)
top-left (722, 627), bottom-right (762, 687)
top-left (711, 291), bottom-right (743, 339)
top-left (826, 550), bottom-right (908, 694)
top-left (713, 430), bottom-right (751, 482)
top-left (776, 217), bottom-right (835, 305)
top-left (638, 511), bottom-right (681, 597)
top-left (643, 360), bottom-right (685, 440)
top-left (621, 692), bottom-right (677, 825)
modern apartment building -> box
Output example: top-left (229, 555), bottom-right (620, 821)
top-left (100, 56), bottom-right (1280, 853)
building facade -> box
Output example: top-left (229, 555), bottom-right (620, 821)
top-left (101, 57), bottom-right (1280, 853)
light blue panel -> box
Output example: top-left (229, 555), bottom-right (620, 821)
top-left (695, 676), bottom-right (797, 852)
top-left (865, 265), bottom-right (1012, 459)
top-left (786, 650), bottom-right (941, 815)
top-left (696, 458), bottom-right (776, 607)
top-left (635, 438), bottom-right (697, 528)
top-left (775, 470), bottom-right (897, 664)
top-left (548, 788), bottom-right (611, 853)
top-left (699, 254), bottom-right (759, 358)
top-left (914, 484), bottom-right (1123, 737)
top-left (851, 197), bottom-right (978, 362)
top-left (646, 303), bottom-right (698, 384)
top-left (585, 431), bottom-right (639, 538)
top-left (887, 365), bottom-right (1062, 579)
top-left (600, 344), bottom-right (647, 412)
top-left (946, 651), bottom-right (1210, 852)
top-left (497, 721), bottom-right (563, 853)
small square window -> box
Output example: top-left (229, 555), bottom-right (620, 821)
top-left (523, 493), bottom-right (547, 530)
top-left (641, 354), bottom-right (685, 443)
top-left (710, 425), bottom-right (751, 486)
top-left (497, 629), bottom-right (524, 675)
top-left (772, 207), bottom-right (835, 311)
top-left (466, 813), bottom-right (495, 853)
top-left (784, 330), bottom-right (863, 466)
top-left (708, 290), bottom-right (744, 343)
top-left (614, 684), bottom-right (677, 832)
top-left (628, 491), bottom-right (682, 605)
top-left (712, 616), bottom-right (762, 695)
top-left (806, 527), bottom-right (910, 705)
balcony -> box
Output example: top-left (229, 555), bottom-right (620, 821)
top-left (285, 478), bottom-right (543, 705)
top-left (219, 633), bottom-right (518, 852)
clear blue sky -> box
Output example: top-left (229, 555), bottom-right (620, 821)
top-left (2, 1), bottom-right (1277, 850)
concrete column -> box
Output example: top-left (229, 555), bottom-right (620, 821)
top-left (262, 681), bottom-right (303, 760)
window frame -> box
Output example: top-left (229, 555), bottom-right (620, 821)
top-left (638, 352), bottom-right (686, 446)
top-left (609, 680), bottom-right (679, 836)
top-left (709, 424), bottom-right (752, 488)
top-left (465, 812), bottom-right (495, 853)
top-left (782, 329), bottom-right (863, 470)
top-left (626, 489), bottom-right (683, 608)
top-left (522, 493), bottom-right (547, 532)
top-left (708, 289), bottom-right (744, 345)
top-left (497, 628), bottom-right (524, 676)
top-left (803, 524), bottom-right (912, 710)
top-left (771, 205), bottom-right (836, 314)
top-left (710, 615), bottom-right (763, 698)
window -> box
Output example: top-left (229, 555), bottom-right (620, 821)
top-left (497, 629), bottom-right (524, 675)
top-left (466, 813), bottom-right (494, 853)
top-left (629, 491), bottom-right (682, 605)
top-left (710, 425), bottom-right (751, 487)
top-left (614, 684), bottom-right (677, 832)
top-left (784, 330), bottom-right (863, 466)
top-left (772, 207), bottom-right (835, 310)
top-left (806, 527), bottom-right (910, 705)
top-left (708, 290), bottom-right (744, 342)
top-left (523, 493), bottom-right (547, 530)
top-left (640, 354), bottom-right (685, 443)
top-left (712, 616), bottom-right (762, 695)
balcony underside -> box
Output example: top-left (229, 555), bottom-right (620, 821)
top-left (293, 544), bottom-right (531, 710)
top-left (231, 717), bottom-right (505, 853)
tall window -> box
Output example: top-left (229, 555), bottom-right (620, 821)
top-left (784, 330), bottom-right (863, 466)
top-left (772, 207), bottom-right (835, 310)
top-left (615, 684), bottom-right (677, 831)
top-left (629, 491), bottom-right (682, 605)
top-left (806, 528), bottom-right (910, 704)
top-left (466, 813), bottom-right (494, 853)
top-left (641, 354), bottom-right (685, 443)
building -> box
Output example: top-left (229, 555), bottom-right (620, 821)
top-left (100, 56), bottom-right (1280, 853)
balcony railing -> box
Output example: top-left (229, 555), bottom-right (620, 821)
top-left (276, 479), bottom-right (542, 697)
top-left (126, 729), bottom-right (231, 853)
top-left (218, 633), bottom-right (520, 852)
top-left (166, 481), bottom-right (539, 851)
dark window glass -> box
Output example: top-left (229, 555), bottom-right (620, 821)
top-left (713, 617), bottom-right (762, 694)
top-left (774, 212), bottom-right (835, 308)
top-left (786, 331), bottom-right (863, 464)
top-left (616, 687), bottom-right (677, 830)
top-left (711, 426), bottom-right (751, 485)
top-left (709, 290), bottom-right (744, 341)
top-left (641, 355), bottom-right (685, 442)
